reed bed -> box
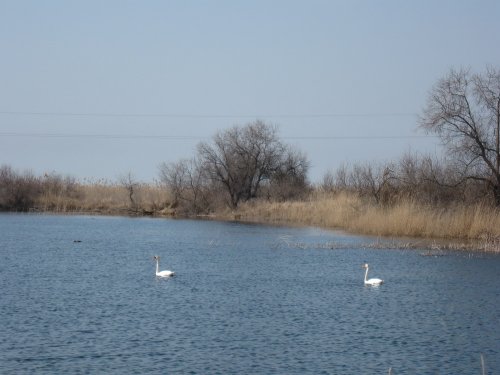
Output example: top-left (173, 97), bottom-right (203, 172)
top-left (233, 192), bottom-right (500, 243)
top-left (34, 183), bottom-right (171, 214)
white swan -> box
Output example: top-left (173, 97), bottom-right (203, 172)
top-left (153, 256), bottom-right (175, 278)
top-left (363, 263), bottom-right (383, 285)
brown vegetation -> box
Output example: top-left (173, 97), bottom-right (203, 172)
top-left (0, 165), bottom-right (171, 215)
top-left (232, 192), bottom-right (500, 243)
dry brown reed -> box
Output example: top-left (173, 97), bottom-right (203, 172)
top-left (35, 183), bottom-right (171, 214)
top-left (232, 192), bottom-right (500, 243)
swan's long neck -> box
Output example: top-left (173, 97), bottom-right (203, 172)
top-left (364, 266), bottom-right (369, 282)
top-left (156, 259), bottom-right (159, 274)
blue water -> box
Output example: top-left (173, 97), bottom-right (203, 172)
top-left (0, 214), bottom-right (499, 374)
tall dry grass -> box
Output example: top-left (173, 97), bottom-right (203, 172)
top-left (233, 192), bottom-right (500, 241)
top-left (35, 183), bottom-right (172, 214)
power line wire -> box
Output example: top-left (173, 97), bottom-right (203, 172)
top-left (0, 131), bottom-right (436, 140)
top-left (0, 132), bottom-right (203, 140)
top-left (0, 111), bottom-right (418, 119)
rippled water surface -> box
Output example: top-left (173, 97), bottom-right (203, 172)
top-left (1, 214), bottom-right (499, 374)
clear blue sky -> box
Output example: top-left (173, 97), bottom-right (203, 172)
top-left (1, 1), bottom-right (499, 183)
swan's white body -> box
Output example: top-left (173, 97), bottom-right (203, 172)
top-left (154, 256), bottom-right (175, 278)
top-left (363, 263), bottom-right (383, 285)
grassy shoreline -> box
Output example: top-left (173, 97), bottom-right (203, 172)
top-left (32, 183), bottom-right (174, 216)
top-left (225, 192), bottom-right (500, 252)
top-left (7, 184), bottom-right (500, 252)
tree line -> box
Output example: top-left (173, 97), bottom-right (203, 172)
top-left (158, 120), bottom-right (310, 214)
top-left (321, 151), bottom-right (492, 206)
top-left (321, 66), bottom-right (500, 207)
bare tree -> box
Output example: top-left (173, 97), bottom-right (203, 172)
top-left (347, 162), bottom-right (394, 204)
top-left (321, 169), bottom-right (336, 192)
top-left (393, 152), bottom-right (464, 204)
top-left (159, 160), bottom-right (190, 207)
top-left (267, 146), bottom-right (310, 201)
top-left (159, 121), bottom-right (309, 211)
top-left (159, 157), bottom-right (209, 213)
top-left (334, 163), bottom-right (350, 190)
top-left (119, 172), bottom-right (139, 210)
top-left (197, 121), bottom-right (300, 208)
top-left (419, 66), bottom-right (500, 205)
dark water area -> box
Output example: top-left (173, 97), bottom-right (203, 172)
top-left (0, 214), bottom-right (499, 374)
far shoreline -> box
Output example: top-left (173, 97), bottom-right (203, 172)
top-left (3, 207), bottom-right (498, 253)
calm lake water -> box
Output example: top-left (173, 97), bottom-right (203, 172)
top-left (0, 214), bottom-right (499, 374)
